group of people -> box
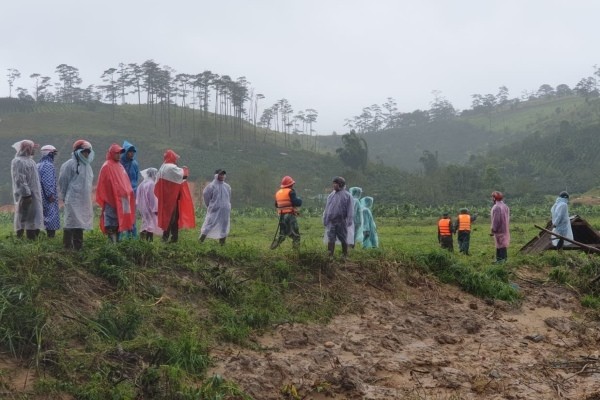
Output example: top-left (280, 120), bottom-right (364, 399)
top-left (272, 175), bottom-right (378, 259)
top-left (437, 191), bottom-right (509, 262)
top-left (437, 189), bottom-right (571, 263)
top-left (11, 138), bottom-right (572, 262)
top-left (10, 139), bottom-right (231, 250)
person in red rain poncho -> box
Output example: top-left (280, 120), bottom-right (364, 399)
top-left (95, 143), bottom-right (136, 242)
top-left (154, 149), bottom-right (195, 243)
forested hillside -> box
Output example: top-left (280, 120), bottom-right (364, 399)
top-left (3, 85), bottom-right (600, 208)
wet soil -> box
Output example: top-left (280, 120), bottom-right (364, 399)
top-left (208, 264), bottom-right (600, 399)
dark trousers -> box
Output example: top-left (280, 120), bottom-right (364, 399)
top-left (17, 229), bottom-right (40, 240)
top-left (457, 231), bottom-right (471, 254)
top-left (439, 235), bottom-right (453, 251)
top-left (496, 247), bottom-right (508, 262)
top-left (63, 228), bottom-right (84, 250)
top-left (162, 206), bottom-right (179, 243)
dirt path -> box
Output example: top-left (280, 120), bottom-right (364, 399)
top-left (209, 265), bottom-right (600, 399)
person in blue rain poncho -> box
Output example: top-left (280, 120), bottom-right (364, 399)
top-left (551, 191), bottom-right (573, 250)
top-left (120, 140), bottom-right (140, 238)
top-left (37, 145), bottom-right (60, 238)
top-left (11, 140), bottom-right (44, 240)
top-left (58, 140), bottom-right (95, 250)
top-left (349, 187), bottom-right (364, 248)
top-left (361, 196), bottom-right (379, 249)
top-left (199, 169), bottom-right (231, 245)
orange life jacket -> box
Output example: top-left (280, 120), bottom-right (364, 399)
top-left (275, 188), bottom-right (295, 215)
top-left (458, 214), bottom-right (471, 231)
top-left (438, 218), bottom-right (452, 236)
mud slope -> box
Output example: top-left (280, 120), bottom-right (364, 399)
top-left (209, 265), bottom-right (600, 400)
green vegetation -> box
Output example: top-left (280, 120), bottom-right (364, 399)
top-left (0, 210), bottom-right (599, 398)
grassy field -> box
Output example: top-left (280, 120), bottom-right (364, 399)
top-left (1, 211), bottom-right (599, 399)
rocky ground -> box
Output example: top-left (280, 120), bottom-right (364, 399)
top-left (209, 263), bottom-right (600, 400)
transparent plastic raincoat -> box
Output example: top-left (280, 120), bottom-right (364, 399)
top-left (58, 142), bottom-right (95, 229)
top-left (11, 140), bottom-right (44, 231)
top-left (361, 196), bottom-right (379, 249)
top-left (200, 173), bottom-right (232, 239)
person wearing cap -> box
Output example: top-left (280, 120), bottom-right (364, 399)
top-left (453, 208), bottom-right (478, 255)
top-left (199, 169), bottom-right (231, 245)
top-left (37, 145), bottom-right (60, 238)
top-left (155, 149), bottom-right (195, 243)
top-left (95, 143), bottom-right (136, 243)
top-left (323, 176), bottom-right (354, 259)
top-left (551, 191), bottom-right (573, 250)
top-left (349, 187), bottom-right (364, 248)
top-left (272, 175), bottom-right (302, 249)
top-left (58, 140), bottom-right (95, 250)
top-left (11, 140), bottom-right (44, 239)
top-left (119, 140), bottom-right (140, 239)
top-left (136, 168), bottom-right (160, 241)
top-left (361, 196), bottom-right (379, 249)
top-left (437, 212), bottom-right (454, 251)
top-left (490, 191), bottom-right (510, 262)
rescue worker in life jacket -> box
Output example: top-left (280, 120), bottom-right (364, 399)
top-left (272, 176), bottom-right (302, 249)
top-left (438, 212), bottom-right (454, 251)
top-left (453, 208), bottom-right (478, 255)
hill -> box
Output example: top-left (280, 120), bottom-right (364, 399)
top-left (317, 95), bottom-right (595, 172)
top-left (0, 102), bottom-right (350, 207)
top-left (3, 95), bottom-right (600, 207)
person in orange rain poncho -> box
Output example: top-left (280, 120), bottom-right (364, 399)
top-left (95, 143), bottom-right (136, 243)
top-left (154, 149), bottom-right (195, 243)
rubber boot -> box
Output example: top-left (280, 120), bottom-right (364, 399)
top-left (26, 229), bottom-right (40, 240)
top-left (327, 242), bottom-right (335, 259)
top-left (47, 230), bottom-right (56, 238)
top-left (63, 229), bottom-right (73, 249)
top-left (219, 237), bottom-right (226, 246)
top-left (341, 242), bottom-right (348, 261)
top-left (199, 234), bottom-right (206, 243)
top-left (16, 229), bottom-right (24, 239)
top-left (73, 229), bottom-right (84, 251)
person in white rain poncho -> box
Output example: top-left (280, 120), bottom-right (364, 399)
top-left (136, 168), bottom-right (160, 241)
top-left (199, 169), bottom-right (231, 245)
top-left (551, 191), bottom-right (573, 250)
top-left (58, 140), bottom-right (95, 250)
top-left (11, 140), bottom-right (44, 239)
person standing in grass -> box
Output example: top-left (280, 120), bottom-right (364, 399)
top-left (119, 140), bottom-right (140, 239)
top-left (155, 149), bottom-right (195, 243)
top-left (37, 145), bottom-right (60, 238)
top-left (272, 175), bottom-right (302, 249)
top-left (490, 191), bottom-right (510, 263)
top-left (136, 168), bottom-right (160, 241)
top-left (551, 191), bottom-right (572, 250)
top-left (437, 212), bottom-right (454, 252)
top-left (96, 143), bottom-right (136, 243)
top-left (361, 196), bottom-right (379, 249)
top-left (58, 140), bottom-right (95, 250)
top-left (11, 139), bottom-right (44, 240)
top-left (453, 208), bottom-right (477, 255)
top-left (349, 187), bottom-right (364, 248)
top-left (323, 176), bottom-right (354, 259)
top-left (199, 169), bottom-right (231, 245)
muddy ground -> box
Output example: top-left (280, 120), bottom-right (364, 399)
top-left (209, 263), bottom-right (600, 400)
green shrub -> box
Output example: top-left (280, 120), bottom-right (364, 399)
top-left (581, 295), bottom-right (600, 309)
top-left (93, 301), bottom-right (145, 341)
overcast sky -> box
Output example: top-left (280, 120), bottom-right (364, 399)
top-left (2, 0), bottom-right (599, 134)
